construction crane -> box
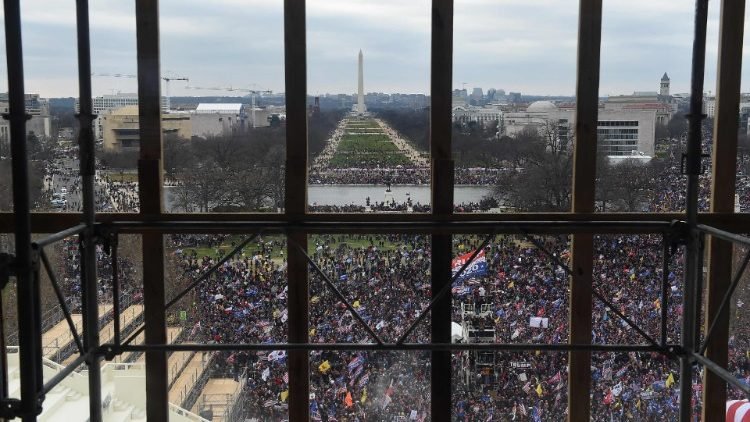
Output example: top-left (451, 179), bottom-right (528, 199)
top-left (184, 85), bottom-right (272, 128)
top-left (90, 72), bottom-right (189, 112)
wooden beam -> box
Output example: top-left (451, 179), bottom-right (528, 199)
top-left (569, 0), bottom-right (602, 420)
top-left (135, 1), bottom-right (168, 420)
top-left (283, 0), bottom-right (309, 419)
top-left (703, 0), bottom-right (745, 419)
top-left (431, 0), bottom-right (454, 420)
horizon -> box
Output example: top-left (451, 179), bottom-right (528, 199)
top-left (0, 0), bottom-right (746, 97)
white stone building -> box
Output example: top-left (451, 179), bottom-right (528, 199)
top-left (75, 94), bottom-right (167, 142)
top-left (502, 101), bottom-right (657, 157)
top-left (452, 105), bottom-right (503, 127)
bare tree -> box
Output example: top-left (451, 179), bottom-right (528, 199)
top-left (494, 121), bottom-right (572, 211)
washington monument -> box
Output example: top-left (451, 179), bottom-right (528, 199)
top-left (357, 49), bottom-right (366, 114)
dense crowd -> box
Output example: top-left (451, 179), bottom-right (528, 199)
top-left (308, 168), bottom-right (503, 186)
top-left (42, 149), bottom-right (140, 212)
top-left (154, 226), bottom-right (724, 421)
top-left (39, 120), bottom-right (750, 421)
top-left (308, 198), bottom-right (499, 214)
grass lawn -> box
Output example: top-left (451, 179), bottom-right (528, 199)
top-left (337, 135), bottom-right (399, 152)
top-left (102, 171), bottom-right (139, 183)
top-left (167, 234), bottom-right (409, 261)
top-left (329, 151), bottom-right (411, 167)
top-left (330, 126), bottom-right (411, 167)
top-left (172, 234), bottom-right (288, 259)
top-left (345, 121), bottom-right (380, 129)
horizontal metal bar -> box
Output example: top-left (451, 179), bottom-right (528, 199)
top-left (697, 224), bottom-right (750, 248)
top-left (41, 352), bottom-right (88, 395)
top-left (32, 224), bottom-right (86, 248)
top-left (104, 342), bottom-right (669, 353)
top-left (102, 220), bottom-right (675, 234)
top-left (12, 211), bottom-right (750, 235)
top-left (690, 351), bottom-right (750, 397)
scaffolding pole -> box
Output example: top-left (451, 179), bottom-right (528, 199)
top-left (3, 0), bottom-right (42, 420)
top-left (680, 0), bottom-right (710, 420)
top-left (75, 0), bottom-right (102, 420)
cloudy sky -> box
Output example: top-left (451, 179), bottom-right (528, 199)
top-left (0, 0), bottom-right (746, 98)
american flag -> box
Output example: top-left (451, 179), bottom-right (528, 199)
top-left (347, 355), bottom-right (364, 372)
top-left (283, 372), bottom-right (289, 384)
top-left (263, 399), bottom-right (276, 407)
top-left (357, 372), bottom-right (370, 388)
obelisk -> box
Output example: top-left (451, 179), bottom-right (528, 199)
top-left (357, 49), bottom-right (366, 114)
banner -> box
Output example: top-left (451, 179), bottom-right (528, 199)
top-left (510, 361), bottom-right (532, 370)
top-left (452, 250), bottom-right (488, 283)
top-left (529, 317), bottom-right (549, 328)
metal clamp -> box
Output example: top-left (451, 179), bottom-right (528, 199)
top-left (680, 152), bottom-right (711, 175)
top-left (0, 398), bottom-right (28, 419)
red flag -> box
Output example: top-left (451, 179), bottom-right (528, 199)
top-left (344, 392), bottom-right (353, 408)
top-left (548, 371), bottom-right (561, 384)
top-left (603, 390), bottom-right (614, 405)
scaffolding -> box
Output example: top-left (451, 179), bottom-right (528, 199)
top-left (0, 0), bottom-right (748, 421)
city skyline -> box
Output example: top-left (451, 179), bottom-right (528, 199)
top-left (0, 0), bottom-right (745, 97)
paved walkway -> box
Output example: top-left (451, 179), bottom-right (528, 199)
top-left (169, 352), bottom-right (211, 407)
top-left (60, 304), bottom-right (143, 366)
top-left (42, 304), bottom-right (113, 360)
top-left (190, 378), bottom-right (239, 421)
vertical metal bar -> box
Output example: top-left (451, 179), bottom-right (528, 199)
top-left (680, 0), bottom-right (710, 420)
top-left (284, 0), bottom-right (309, 419)
top-left (3, 0), bottom-right (41, 419)
top-left (661, 234), bottom-right (670, 347)
top-left (74, 0), bottom-right (102, 419)
top-left (112, 234), bottom-right (121, 348)
top-left (703, 0), bottom-right (746, 418)
top-left (431, 0), bottom-right (453, 420)
top-left (569, 0), bottom-right (602, 420)
top-left (135, 0), bottom-right (168, 420)
top-left (0, 281), bottom-right (6, 412)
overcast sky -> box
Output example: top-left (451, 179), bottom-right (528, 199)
top-left (0, 0), bottom-right (746, 98)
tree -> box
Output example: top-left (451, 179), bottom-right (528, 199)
top-left (608, 159), bottom-right (656, 211)
top-left (655, 122), bottom-right (668, 141)
top-left (0, 159), bottom-right (44, 211)
top-left (269, 114), bottom-right (281, 128)
top-left (667, 116), bottom-right (688, 140)
top-left (595, 147), bottom-right (616, 212)
top-left (169, 125), bottom-right (288, 212)
top-left (493, 122), bottom-right (572, 211)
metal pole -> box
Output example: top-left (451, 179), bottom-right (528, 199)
top-left (74, 0), bottom-right (101, 420)
top-left (110, 233), bottom-right (121, 349)
top-left (661, 235), bottom-right (670, 347)
top-left (3, 0), bottom-right (41, 419)
top-left (680, 0), bottom-right (709, 420)
top-left (0, 285), bottom-right (6, 420)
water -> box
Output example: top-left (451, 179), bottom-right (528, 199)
top-left (163, 185), bottom-right (493, 211)
top-left (309, 185), bottom-right (493, 206)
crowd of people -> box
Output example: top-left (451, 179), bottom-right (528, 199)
top-left (151, 226), bottom-right (728, 421)
top-left (41, 148), bottom-right (140, 212)
top-left (308, 199), bottom-right (500, 214)
top-left (35, 119), bottom-right (750, 421)
top-left (308, 167), bottom-right (504, 186)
